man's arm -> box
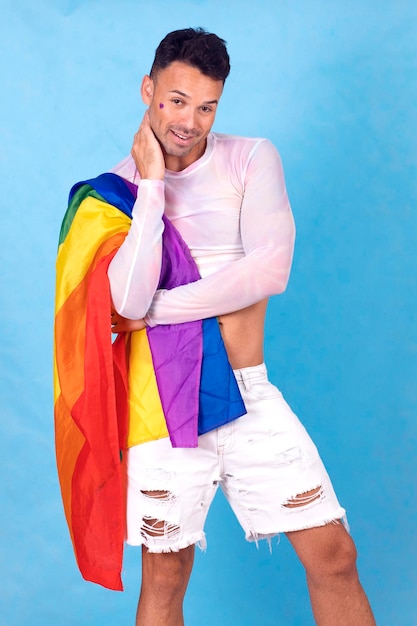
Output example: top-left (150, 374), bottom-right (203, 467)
top-left (107, 111), bottom-right (166, 319)
top-left (144, 139), bottom-right (295, 326)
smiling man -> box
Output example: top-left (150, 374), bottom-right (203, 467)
top-left (56, 27), bottom-right (375, 626)
top-left (141, 62), bottom-right (221, 168)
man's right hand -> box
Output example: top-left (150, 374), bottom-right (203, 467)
top-left (131, 110), bottom-right (165, 180)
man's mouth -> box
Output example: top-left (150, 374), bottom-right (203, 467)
top-left (173, 131), bottom-right (189, 140)
top-left (171, 130), bottom-right (197, 142)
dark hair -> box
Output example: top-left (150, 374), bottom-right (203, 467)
top-left (150, 27), bottom-right (230, 83)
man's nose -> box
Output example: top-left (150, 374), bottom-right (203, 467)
top-left (178, 107), bottom-right (197, 131)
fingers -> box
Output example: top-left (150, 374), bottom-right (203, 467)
top-left (131, 110), bottom-right (165, 180)
top-left (111, 311), bottom-right (147, 334)
top-left (133, 110), bottom-right (151, 142)
top-left (110, 310), bottom-right (120, 334)
top-left (140, 108), bottom-right (151, 129)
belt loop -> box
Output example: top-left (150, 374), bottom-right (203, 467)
top-left (241, 369), bottom-right (251, 392)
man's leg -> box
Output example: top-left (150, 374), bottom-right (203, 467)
top-left (286, 520), bottom-right (375, 625)
top-left (136, 545), bottom-right (195, 626)
top-left (126, 437), bottom-right (220, 626)
top-left (224, 365), bottom-right (375, 623)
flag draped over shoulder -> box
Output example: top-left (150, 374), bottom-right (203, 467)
top-left (54, 173), bottom-right (245, 591)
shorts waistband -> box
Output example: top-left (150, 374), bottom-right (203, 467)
top-left (233, 362), bottom-right (267, 385)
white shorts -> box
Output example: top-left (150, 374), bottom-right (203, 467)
top-left (126, 363), bottom-right (346, 552)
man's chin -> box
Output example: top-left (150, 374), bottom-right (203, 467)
top-left (163, 143), bottom-right (195, 158)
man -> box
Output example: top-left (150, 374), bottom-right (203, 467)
top-left (56, 27), bottom-right (375, 625)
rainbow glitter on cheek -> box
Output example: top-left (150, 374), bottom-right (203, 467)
top-left (159, 103), bottom-right (164, 109)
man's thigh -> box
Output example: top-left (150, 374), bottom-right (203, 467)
top-left (126, 432), bottom-right (220, 552)
top-left (221, 364), bottom-right (346, 539)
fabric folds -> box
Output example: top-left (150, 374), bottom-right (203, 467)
top-left (54, 173), bottom-right (245, 590)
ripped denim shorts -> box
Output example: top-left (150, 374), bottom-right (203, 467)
top-left (126, 363), bottom-right (346, 552)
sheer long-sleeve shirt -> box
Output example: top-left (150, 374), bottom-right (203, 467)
top-left (108, 132), bottom-right (295, 326)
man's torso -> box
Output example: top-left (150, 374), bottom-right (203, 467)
top-left (112, 132), bottom-right (276, 368)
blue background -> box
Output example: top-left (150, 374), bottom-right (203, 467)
top-left (1, 1), bottom-right (416, 624)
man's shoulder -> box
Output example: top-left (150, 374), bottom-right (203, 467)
top-left (212, 131), bottom-right (269, 147)
top-left (212, 132), bottom-right (277, 156)
top-left (211, 132), bottom-right (280, 165)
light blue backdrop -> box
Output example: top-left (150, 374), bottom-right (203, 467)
top-left (1, 1), bottom-right (416, 624)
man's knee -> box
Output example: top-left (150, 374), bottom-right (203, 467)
top-left (141, 546), bottom-right (195, 597)
top-left (307, 526), bottom-right (358, 583)
top-left (320, 529), bottom-right (357, 575)
top-left (288, 522), bottom-right (358, 582)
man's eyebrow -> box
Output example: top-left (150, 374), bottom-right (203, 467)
top-left (169, 89), bottom-right (218, 105)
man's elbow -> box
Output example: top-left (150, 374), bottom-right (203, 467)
top-left (257, 247), bottom-right (293, 297)
top-left (274, 274), bottom-right (291, 295)
top-left (109, 286), bottom-right (153, 320)
top-left (112, 300), bottom-right (150, 320)
top-left (268, 270), bottom-right (291, 297)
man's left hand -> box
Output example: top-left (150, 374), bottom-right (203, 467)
top-left (111, 310), bottom-right (147, 333)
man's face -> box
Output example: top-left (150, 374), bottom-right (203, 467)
top-left (141, 61), bottom-right (223, 171)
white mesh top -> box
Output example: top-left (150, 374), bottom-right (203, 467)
top-left (108, 132), bottom-right (295, 326)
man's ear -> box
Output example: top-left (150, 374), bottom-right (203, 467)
top-left (141, 75), bottom-right (154, 105)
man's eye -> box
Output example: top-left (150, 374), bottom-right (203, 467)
top-left (201, 106), bottom-right (212, 113)
top-left (172, 98), bottom-right (183, 105)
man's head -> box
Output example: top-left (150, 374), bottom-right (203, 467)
top-left (141, 28), bottom-right (230, 171)
top-left (150, 27), bottom-right (230, 84)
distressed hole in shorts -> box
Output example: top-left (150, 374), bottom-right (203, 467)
top-left (140, 516), bottom-right (180, 539)
top-left (139, 490), bottom-right (180, 539)
top-left (140, 489), bottom-right (175, 501)
top-left (282, 485), bottom-right (324, 509)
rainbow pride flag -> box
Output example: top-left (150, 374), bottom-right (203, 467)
top-left (54, 173), bottom-right (245, 590)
